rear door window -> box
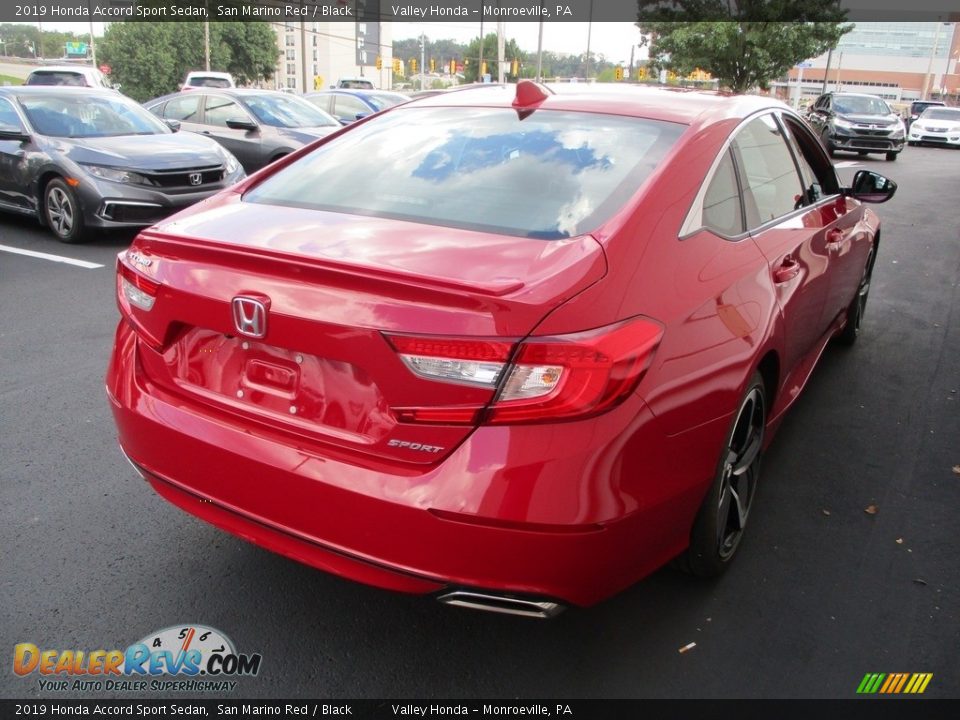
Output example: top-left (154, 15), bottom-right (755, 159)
top-left (731, 114), bottom-right (805, 230)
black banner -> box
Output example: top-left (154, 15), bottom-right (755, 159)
top-left (1, 0), bottom-right (959, 23)
top-left (2, 699), bottom-right (960, 719)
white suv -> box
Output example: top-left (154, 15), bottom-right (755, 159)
top-left (181, 71), bottom-right (236, 91)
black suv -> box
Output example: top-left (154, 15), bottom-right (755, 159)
top-left (806, 92), bottom-right (905, 161)
top-left (905, 100), bottom-right (946, 131)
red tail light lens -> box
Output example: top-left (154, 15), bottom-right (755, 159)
top-left (488, 318), bottom-right (663, 424)
top-left (387, 317), bottom-right (662, 425)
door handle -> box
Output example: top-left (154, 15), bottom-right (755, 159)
top-left (773, 256), bottom-right (801, 284)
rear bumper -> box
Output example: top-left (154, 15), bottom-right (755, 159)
top-left (107, 322), bottom-right (720, 607)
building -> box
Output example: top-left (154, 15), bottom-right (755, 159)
top-left (272, 20), bottom-right (394, 93)
top-left (779, 22), bottom-right (960, 106)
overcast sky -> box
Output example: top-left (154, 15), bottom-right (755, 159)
top-left (25, 20), bottom-right (646, 65)
top-left (393, 22), bottom-right (647, 64)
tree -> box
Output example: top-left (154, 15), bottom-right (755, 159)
top-left (462, 34), bottom-right (525, 83)
top-left (637, 1), bottom-right (851, 93)
top-left (99, 22), bottom-right (278, 102)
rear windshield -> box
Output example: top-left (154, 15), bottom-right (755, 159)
top-left (244, 107), bottom-right (684, 239)
top-left (27, 71), bottom-right (88, 87)
top-left (188, 77), bottom-right (232, 88)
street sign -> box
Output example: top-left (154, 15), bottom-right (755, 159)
top-left (65, 41), bottom-right (88, 58)
top-left (796, 62), bottom-right (813, 68)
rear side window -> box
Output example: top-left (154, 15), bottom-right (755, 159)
top-left (162, 95), bottom-right (201, 122)
top-left (702, 150), bottom-right (744, 236)
top-left (27, 71), bottom-right (87, 87)
top-left (245, 107), bottom-right (685, 239)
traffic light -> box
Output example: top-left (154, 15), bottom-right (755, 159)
top-left (511, 59), bottom-right (519, 76)
top-left (481, 61), bottom-right (487, 76)
top-left (430, 58), bottom-right (435, 73)
top-left (409, 58), bottom-right (417, 73)
top-left (614, 66), bottom-right (624, 81)
top-left (449, 59), bottom-right (456, 74)
top-left (376, 56), bottom-right (382, 71)
top-left (393, 58), bottom-right (401, 74)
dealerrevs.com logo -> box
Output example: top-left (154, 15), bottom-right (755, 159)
top-left (13, 624), bottom-right (262, 693)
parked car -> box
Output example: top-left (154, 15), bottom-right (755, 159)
top-left (144, 89), bottom-right (340, 173)
top-left (335, 77), bottom-right (374, 90)
top-left (181, 71), bottom-right (235, 91)
top-left (107, 82), bottom-right (895, 615)
top-left (907, 106), bottom-right (960, 147)
top-left (0, 87), bottom-right (244, 243)
top-left (904, 99), bottom-right (945, 131)
top-left (25, 65), bottom-right (117, 91)
top-left (806, 91), bottom-right (905, 160)
top-left (303, 89), bottom-right (410, 124)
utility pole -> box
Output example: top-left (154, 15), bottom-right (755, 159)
top-left (536, 15), bottom-right (544, 82)
top-left (478, 18), bottom-right (484, 83)
top-left (300, 7), bottom-right (308, 94)
top-left (821, 47), bottom-right (833, 94)
top-left (585, 0), bottom-right (593, 79)
top-left (420, 33), bottom-right (426, 91)
top-left (923, 21), bottom-right (943, 100)
top-left (497, 22), bottom-right (504, 83)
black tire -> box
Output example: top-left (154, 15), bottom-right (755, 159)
top-left (836, 246), bottom-right (875, 346)
top-left (43, 178), bottom-right (86, 243)
top-left (886, 151), bottom-right (898, 161)
top-left (680, 373), bottom-right (766, 577)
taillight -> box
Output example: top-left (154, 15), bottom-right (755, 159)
top-left (117, 259), bottom-right (160, 312)
top-left (386, 317), bottom-right (663, 425)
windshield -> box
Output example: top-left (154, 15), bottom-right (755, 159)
top-left (834, 96), bottom-right (892, 116)
top-left (243, 94), bottom-right (339, 128)
top-left (19, 94), bottom-right (169, 138)
top-left (245, 106), bottom-right (684, 239)
top-left (921, 108), bottom-right (960, 122)
top-left (364, 92), bottom-right (409, 111)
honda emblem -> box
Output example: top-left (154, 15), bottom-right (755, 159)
top-left (232, 297), bottom-right (268, 338)
top-left (189, 172), bottom-right (203, 186)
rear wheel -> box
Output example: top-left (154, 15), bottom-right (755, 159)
top-left (836, 247), bottom-right (875, 346)
top-left (44, 178), bottom-right (86, 244)
top-left (886, 151), bottom-right (898, 161)
top-left (680, 373), bottom-right (766, 577)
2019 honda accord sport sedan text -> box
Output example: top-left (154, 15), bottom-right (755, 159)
top-left (107, 82), bottom-right (896, 616)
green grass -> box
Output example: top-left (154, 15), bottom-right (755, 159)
top-left (0, 73), bottom-right (24, 86)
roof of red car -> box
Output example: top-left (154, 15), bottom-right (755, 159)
top-left (405, 82), bottom-right (788, 127)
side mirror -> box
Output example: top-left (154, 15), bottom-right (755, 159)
top-left (226, 118), bottom-right (258, 131)
top-left (164, 119), bottom-right (181, 132)
top-left (844, 170), bottom-right (897, 204)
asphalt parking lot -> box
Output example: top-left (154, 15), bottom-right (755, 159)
top-left (1, 146), bottom-right (958, 700)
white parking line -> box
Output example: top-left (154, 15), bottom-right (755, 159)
top-left (0, 244), bottom-right (104, 269)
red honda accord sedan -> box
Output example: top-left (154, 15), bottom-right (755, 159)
top-left (107, 82), bottom-right (896, 616)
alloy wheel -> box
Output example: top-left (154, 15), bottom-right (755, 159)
top-left (716, 387), bottom-right (765, 559)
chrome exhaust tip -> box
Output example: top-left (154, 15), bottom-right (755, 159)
top-left (437, 590), bottom-right (565, 619)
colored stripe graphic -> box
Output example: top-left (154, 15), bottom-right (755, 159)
top-left (858, 673), bottom-right (932, 694)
